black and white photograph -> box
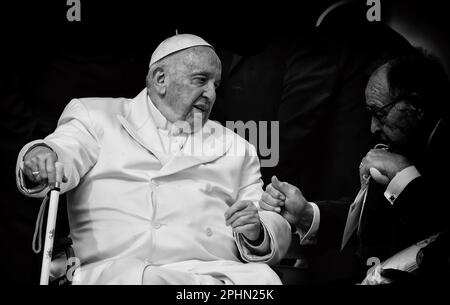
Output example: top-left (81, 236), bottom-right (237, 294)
top-left (0, 0), bottom-right (449, 297)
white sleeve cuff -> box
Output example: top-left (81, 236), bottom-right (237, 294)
top-left (384, 166), bottom-right (421, 205)
top-left (240, 225), bottom-right (270, 255)
top-left (296, 202), bottom-right (320, 245)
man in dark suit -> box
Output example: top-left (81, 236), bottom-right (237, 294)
top-left (260, 51), bottom-right (449, 284)
top-left (206, 1), bottom-right (413, 204)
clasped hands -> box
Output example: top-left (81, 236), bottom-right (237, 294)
top-left (359, 148), bottom-right (411, 186)
top-left (259, 176), bottom-right (314, 231)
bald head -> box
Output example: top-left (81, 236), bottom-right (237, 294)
top-left (365, 60), bottom-right (429, 152)
top-left (365, 63), bottom-right (391, 109)
top-left (365, 51), bottom-right (449, 152)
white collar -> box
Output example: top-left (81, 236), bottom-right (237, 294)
top-left (148, 94), bottom-right (191, 137)
top-left (147, 94), bottom-right (170, 130)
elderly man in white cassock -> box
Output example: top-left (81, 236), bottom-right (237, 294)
top-left (16, 34), bottom-right (291, 284)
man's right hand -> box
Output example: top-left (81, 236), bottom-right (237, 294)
top-left (259, 176), bottom-right (314, 231)
top-left (22, 145), bottom-right (67, 187)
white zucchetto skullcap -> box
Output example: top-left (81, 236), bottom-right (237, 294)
top-left (149, 34), bottom-right (214, 67)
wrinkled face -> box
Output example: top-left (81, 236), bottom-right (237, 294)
top-left (365, 66), bottom-right (423, 152)
top-left (163, 47), bottom-right (221, 132)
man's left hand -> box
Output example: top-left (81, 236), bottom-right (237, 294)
top-left (225, 200), bottom-right (261, 241)
top-left (360, 149), bottom-right (411, 185)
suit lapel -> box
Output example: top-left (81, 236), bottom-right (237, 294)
top-left (118, 89), bottom-right (232, 176)
top-left (117, 88), bottom-right (169, 165)
top-left (155, 122), bottom-right (232, 178)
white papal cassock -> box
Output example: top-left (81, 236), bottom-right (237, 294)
top-left (16, 88), bottom-right (291, 285)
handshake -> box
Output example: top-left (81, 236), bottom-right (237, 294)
top-left (259, 176), bottom-right (315, 232)
top-left (224, 174), bottom-right (317, 244)
top-left (224, 175), bottom-right (319, 243)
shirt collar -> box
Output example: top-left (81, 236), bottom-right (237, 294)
top-left (147, 94), bottom-right (189, 137)
top-left (148, 94), bottom-right (170, 130)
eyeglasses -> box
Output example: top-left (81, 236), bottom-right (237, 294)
top-left (366, 93), bottom-right (422, 124)
top-left (365, 100), bottom-right (399, 123)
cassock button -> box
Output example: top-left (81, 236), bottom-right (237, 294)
top-left (206, 227), bottom-right (213, 237)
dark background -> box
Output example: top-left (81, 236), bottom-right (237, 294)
top-left (1, 0), bottom-right (448, 285)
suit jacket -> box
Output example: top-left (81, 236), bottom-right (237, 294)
top-left (16, 88), bottom-right (291, 284)
top-left (308, 118), bottom-right (449, 284)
